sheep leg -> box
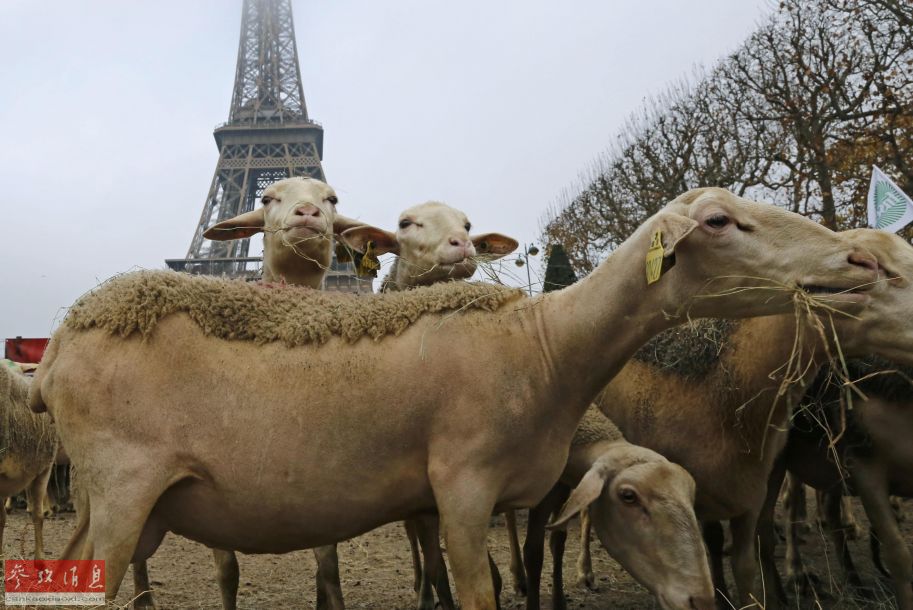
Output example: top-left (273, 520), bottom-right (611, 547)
top-left (785, 482), bottom-right (818, 595)
top-left (701, 521), bottom-right (730, 607)
top-left (757, 455), bottom-right (788, 608)
top-left (822, 491), bottom-right (862, 588)
top-left (404, 519), bottom-right (424, 594)
top-left (405, 518), bottom-right (434, 610)
top-left (841, 495), bottom-right (864, 540)
top-left (548, 526), bottom-right (568, 610)
top-left (486, 552), bottom-right (503, 610)
top-left (62, 494), bottom-right (90, 560)
top-left (870, 531), bottom-right (890, 578)
top-left (574, 507), bottom-right (596, 591)
top-left (785, 475), bottom-right (809, 542)
top-left (729, 510), bottom-right (762, 608)
top-left (24, 465), bottom-right (53, 559)
top-left (212, 549), bottom-right (240, 610)
top-left (313, 544), bottom-right (344, 610)
top-left (413, 514), bottom-right (455, 610)
top-left (435, 479), bottom-right (499, 610)
top-left (853, 462), bottom-right (913, 610)
top-left (132, 561), bottom-right (155, 609)
top-left (522, 485), bottom-right (566, 610)
top-left (505, 510), bottom-right (528, 596)
top-left (86, 486), bottom-right (162, 601)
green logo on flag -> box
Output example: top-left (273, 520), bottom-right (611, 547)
top-left (875, 179), bottom-right (907, 229)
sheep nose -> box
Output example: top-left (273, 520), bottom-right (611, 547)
top-left (848, 250), bottom-right (878, 273)
top-left (294, 204), bottom-right (320, 217)
top-left (449, 237), bottom-right (467, 247)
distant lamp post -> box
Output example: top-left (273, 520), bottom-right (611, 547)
top-left (514, 243), bottom-right (539, 295)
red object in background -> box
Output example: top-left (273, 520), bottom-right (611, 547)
top-left (4, 337), bottom-right (49, 363)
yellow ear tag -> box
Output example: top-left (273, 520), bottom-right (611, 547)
top-left (645, 231), bottom-right (664, 285)
top-left (357, 240), bottom-right (381, 278)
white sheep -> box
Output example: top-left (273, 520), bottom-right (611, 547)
top-left (203, 176), bottom-right (366, 287)
top-left (530, 408), bottom-right (713, 610)
top-left (0, 363), bottom-right (58, 559)
top-left (591, 228), bottom-right (907, 608)
top-left (341, 200), bottom-right (518, 610)
top-left (340, 201), bottom-right (518, 292)
top-left (32, 188), bottom-right (882, 609)
top-left (97, 176), bottom-right (383, 610)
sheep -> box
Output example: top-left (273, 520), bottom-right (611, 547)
top-left (342, 200), bottom-right (518, 609)
top-left (837, 228), bottom-right (913, 366)
top-left (522, 407), bottom-right (713, 610)
top-left (341, 201), bottom-right (526, 609)
top-left (756, 356), bottom-right (913, 609)
top-left (0, 364), bottom-right (58, 559)
top-left (202, 176), bottom-right (366, 287)
top-left (589, 227), bottom-right (913, 609)
top-left (96, 176), bottom-right (383, 609)
top-left (339, 200), bottom-right (519, 292)
top-left (30, 188), bottom-right (882, 609)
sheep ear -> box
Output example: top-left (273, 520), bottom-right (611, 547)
top-left (340, 226), bottom-right (400, 256)
top-left (333, 214), bottom-right (367, 235)
top-left (547, 465), bottom-right (610, 530)
top-left (654, 212), bottom-right (698, 257)
top-left (204, 208), bottom-right (265, 241)
top-left (472, 233), bottom-right (519, 258)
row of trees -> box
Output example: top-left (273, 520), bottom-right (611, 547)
top-left (542, 0), bottom-right (913, 273)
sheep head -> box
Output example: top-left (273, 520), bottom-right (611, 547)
top-left (549, 446), bottom-right (714, 610)
top-left (341, 201), bottom-right (518, 290)
top-left (203, 177), bottom-right (364, 287)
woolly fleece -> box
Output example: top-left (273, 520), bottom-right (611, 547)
top-left (633, 318), bottom-right (738, 379)
top-left (572, 406), bottom-right (623, 447)
top-left (0, 367), bottom-right (57, 465)
top-left (64, 270), bottom-right (526, 346)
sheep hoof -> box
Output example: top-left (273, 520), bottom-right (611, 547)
top-left (576, 571), bottom-right (597, 591)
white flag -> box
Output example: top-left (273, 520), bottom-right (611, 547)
top-left (868, 166), bottom-right (913, 233)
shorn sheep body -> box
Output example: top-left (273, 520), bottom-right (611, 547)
top-left (31, 189), bottom-right (882, 609)
top-left (0, 364), bottom-right (57, 558)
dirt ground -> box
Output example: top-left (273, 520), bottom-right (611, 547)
top-left (1, 499), bottom-right (907, 609)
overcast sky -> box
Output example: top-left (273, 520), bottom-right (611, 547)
top-left (0, 0), bottom-right (769, 340)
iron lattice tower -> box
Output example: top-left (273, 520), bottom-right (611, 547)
top-left (166, 0), bottom-right (369, 292)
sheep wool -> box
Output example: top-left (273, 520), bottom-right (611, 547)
top-left (64, 270), bottom-right (526, 346)
top-left (572, 406), bottom-right (624, 446)
top-left (0, 366), bottom-right (57, 464)
top-left (633, 318), bottom-right (738, 379)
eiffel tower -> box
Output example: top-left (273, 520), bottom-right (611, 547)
top-left (166, 0), bottom-right (369, 292)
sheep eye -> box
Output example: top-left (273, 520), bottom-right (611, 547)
top-left (464, 223), bottom-right (472, 231)
top-left (619, 488), bottom-right (638, 504)
top-left (261, 196), bottom-right (274, 205)
top-left (326, 195), bottom-right (338, 205)
top-left (399, 219), bottom-right (412, 229)
top-left (705, 214), bottom-right (729, 229)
